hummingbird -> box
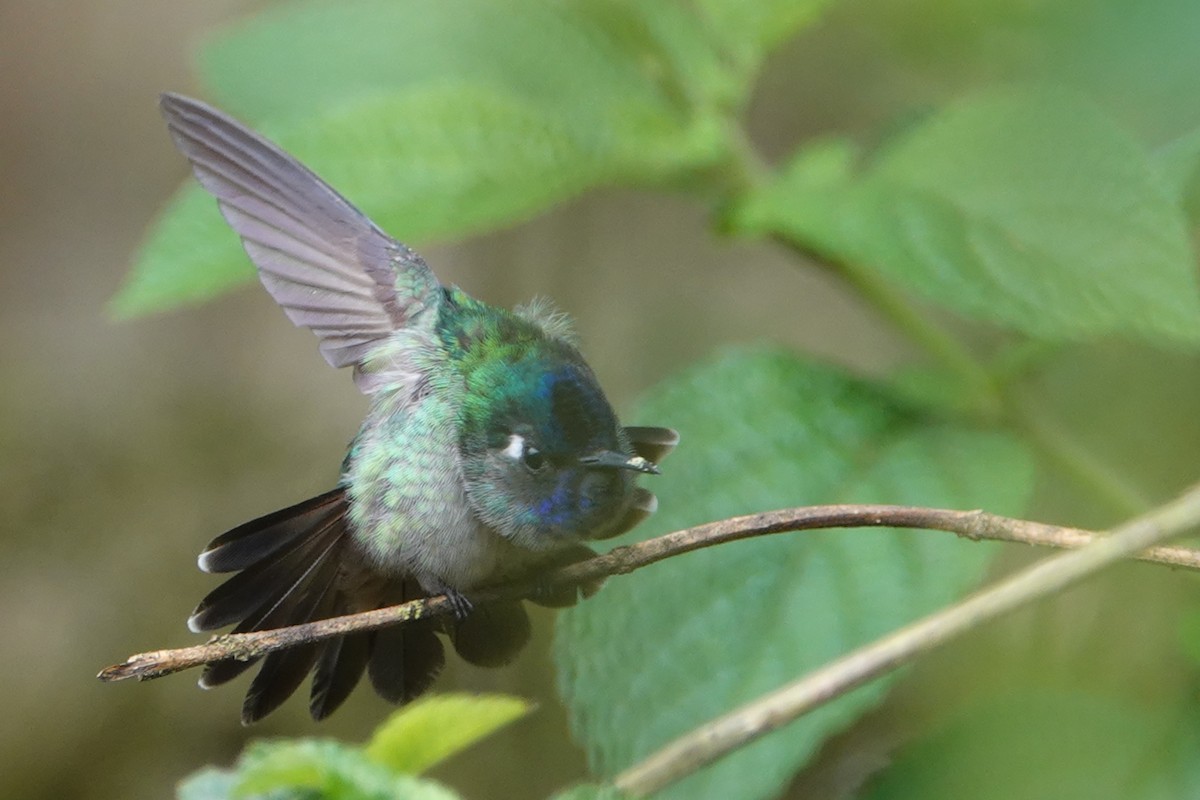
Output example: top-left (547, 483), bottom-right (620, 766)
top-left (158, 93), bottom-right (677, 724)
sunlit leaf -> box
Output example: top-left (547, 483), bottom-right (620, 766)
top-left (201, 0), bottom-right (700, 137)
top-left (364, 693), bottom-right (531, 775)
top-left (176, 769), bottom-right (236, 800)
top-left (234, 739), bottom-right (460, 800)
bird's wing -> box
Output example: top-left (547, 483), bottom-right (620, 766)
top-left (159, 93), bottom-right (440, 378)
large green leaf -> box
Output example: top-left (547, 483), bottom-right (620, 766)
top-left (1155, 127), bottom-right (1200, 224)
top-left (550, 785), bottom-right (627, 800)
top-left (736, 89), bottom-right (1200, 344)
top-left (176, 769), bottom-right (238, 800)
top-left (237, 740), bottom-right (460, 800)
top-left (175, 739), bottom-right (462, 800)
top-left (117, 0), bottom-right (737, 317)
top-left (202, 0), bottom-right (699, 134)
top-left (364, 693), bottom-right (531, 776)
top-left (200, 0), bottom-right (732, 182)
top-left (115, 81), bottom-right (721, 317)
top-left (174, 695), bottom-right (527, 799)
top-left (555, 347), bottom-right (1034, 800)
top-left (861, 689), bottom-right (1200, 800)
top-left (201, 0), bottom-right (831, 121)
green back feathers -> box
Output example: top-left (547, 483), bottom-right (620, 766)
top-left (438, 287), bottom-right (594, 451)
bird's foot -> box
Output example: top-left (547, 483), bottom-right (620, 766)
top-left (443, 588), bottom-right (474, 620)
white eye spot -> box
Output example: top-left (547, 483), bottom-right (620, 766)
top-left (502, 434), bottom-right (525, 461)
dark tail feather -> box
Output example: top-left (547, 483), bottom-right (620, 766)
top-left (369, 623), bottom-right (445, 703)
top-left (189, 489), bottom-right (564, 721)
top-left (198, 489), bottom-right (345, 574)
top-left (309, 632), bottom-right (371, 721)
top-left (188, 509), bottom-right (344, 633)
top-left (241, 576), bottom-right (338, 724)
top-left (242, 645), bottom-right (322, 724)
top-left (366, 579), bottom-right (446, 705)
top-left (188, 489), bottom-right (370, 721)
top-left (197, 494), bottom-right (347, 691)
top-left (449, 601), bottom-right (531, 667)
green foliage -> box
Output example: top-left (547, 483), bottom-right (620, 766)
top-left (691, 0), bottom-right (834, 98)
top-left (114, 0), bottom-right (734, 317)
top-left (1156, 127), bottom-right (1200, 223)
top-left (176, 693), bottom-right (525, 800)
top-left (201, 0), bottom-right (707, 128)
top-left (1176, 608), bottom-right (1200, 667)
top-left (117, 0), bottom-right (1200, 796)
top-left (555, 347), bottom-right (1033, 800)
top-left (115, 80), bottom-right (721, 317)
top-left (859, 689), bottom-right (1200, 800)
top-left (548, 785), bottom-right (627, 800)
top-left (178, 770), bottom-right (238, 800)
top-left (735, 89), bottom-right (1200, 343)
top-left (364, 694), bottom-right (530, 775)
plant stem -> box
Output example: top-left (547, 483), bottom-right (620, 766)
top-left (809, 243), bottom-right (1000, 416)
top-left (1006, 390), bottom-right (1149, 516)
top-left (721, 127), bottom-right (1147, 516)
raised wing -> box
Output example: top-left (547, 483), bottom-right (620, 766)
top-left (159, 93), bottom-right (439, 374)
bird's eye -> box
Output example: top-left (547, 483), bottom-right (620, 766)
top-left (502, 433), bottom-right (547, 471)
top-left (523, 445), bottom-right (545, 471)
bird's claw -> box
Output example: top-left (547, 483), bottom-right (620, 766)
top-left (444, 589), bottom-right (474, 620)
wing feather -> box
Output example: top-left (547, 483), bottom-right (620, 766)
top-left (158, 92), bottom-right (440, 374)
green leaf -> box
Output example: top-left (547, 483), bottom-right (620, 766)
top-left (555, 346), bottom-right (1034, 800)
top-left (364, 693), bottom-right (532, 775)
top-left (234, 739), bottom-right (386, 799)
top-left (198, 0), bottom-right (729, 179)
top-left (571, 1), bottom-right (738, 113)
top-left (233, 739), bottom-right (461, 800)
top-left (1154, 128), bottom-right (1200, 224)
top-left (736, 89), bottom-right (1200, 344)
top-left (550, 784), bottom-right (627, 800)
top-left (202, 0), bottom-right (696, 134)
top-left (113, 182), bottom-right (248, 318)
top-left (200, 0), bottom-right (828, 120)
top-left (861, 689), bottom-right (1200, 800)
top-left (695, 0), bottom-right (835, 86)
top-left (117, 0), bottom-right (743, 317)
top-left (177, 769), bottom-right (236, 800)
top-left (1176, 607), bottom-right (1200, 666)
top-left (114, 81), bottom-right (722, 318)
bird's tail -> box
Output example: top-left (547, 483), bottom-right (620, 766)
top-left (189, 488), bottom-right (449, 723)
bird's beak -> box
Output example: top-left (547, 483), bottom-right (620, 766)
top-left (579, 450), bottom-right (661, 475)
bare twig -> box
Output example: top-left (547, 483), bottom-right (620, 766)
top-left (613, 482), bottom-right (1200, 797)
top-left (99, 502), bottom-right (1200, 683)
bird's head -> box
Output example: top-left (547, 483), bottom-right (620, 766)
top-left (459, 345), bottom-right (663, 552)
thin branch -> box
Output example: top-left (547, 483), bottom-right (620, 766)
top-left (613, 481), bottom-right (1200, 798)
top-left (99, 502), bottom-right (1200, 683)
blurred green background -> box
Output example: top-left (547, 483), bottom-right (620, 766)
top-left (3, 1), bottom-right (1200, 798)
